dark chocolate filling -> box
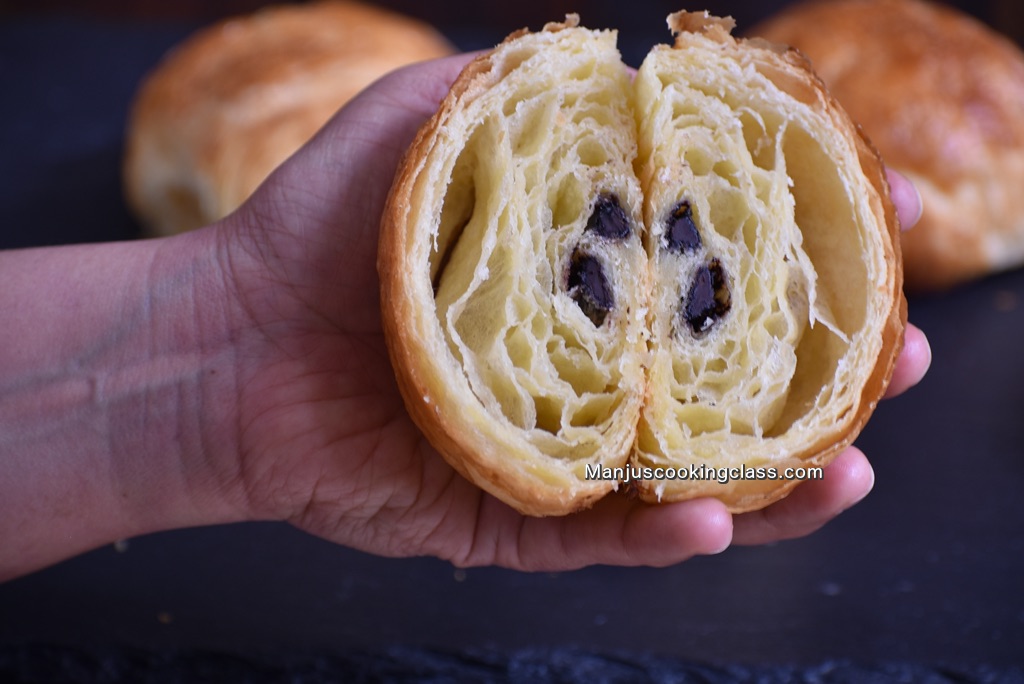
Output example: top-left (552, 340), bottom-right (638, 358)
top-left (585, 193), bottom-right (632, 240)
top-left (683, 258), bottom-right (731, 335)
top-left (568, 249), bottom-right (613, 327)
top-left (664, 200), bottom-right (702, 253)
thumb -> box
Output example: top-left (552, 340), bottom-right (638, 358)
top-left (266, 52), bottom-right (480, 238)
top-left (229, 52), bottom-right (479, 330)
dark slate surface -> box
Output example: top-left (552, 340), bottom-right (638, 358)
top-left (1, 9), bottom-right (1022, 682)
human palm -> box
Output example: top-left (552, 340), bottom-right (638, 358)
top-left (212, 54), bottom-right (929, 570)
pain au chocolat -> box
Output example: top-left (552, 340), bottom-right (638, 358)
top-left (378, 12), bottom-right (905, 516)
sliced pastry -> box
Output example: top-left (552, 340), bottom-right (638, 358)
top-left (379, 12), bottom-right (905, 515)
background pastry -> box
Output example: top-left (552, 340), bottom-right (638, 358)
top-left (124, 0), bottom-right (453, 237)
top-left (751, 0), bottom-right (1024, 291)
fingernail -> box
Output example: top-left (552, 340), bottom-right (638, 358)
top-left (848, 462), bottom-right (876, 510)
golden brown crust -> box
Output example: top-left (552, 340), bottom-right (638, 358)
top-left (380, 12), bottom-right (905, 516)
top-left (124, 0), bottom-right (453, 236)
top-left (750, 0), bottom-right (1024, 291)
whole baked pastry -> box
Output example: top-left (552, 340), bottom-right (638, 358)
top-left (379, 12), bottom-right (906, 516)
top-left (751, 0), bottom-right (1024, 291)
top-left (124, 0), bottom-right (453, 236)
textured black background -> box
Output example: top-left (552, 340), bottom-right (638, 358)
top-left (1, 3), bottom-right (1023, 681)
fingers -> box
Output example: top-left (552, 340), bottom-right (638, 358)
top-left (731, 447), bottom-right (874, 546)
top-left (882, 169), bottom-right (931, 398)
top-left (329, 51), bottom-right (481, 147)
top-left (885, 322), bottom-right (932, 398)
top-left (886, 168), bottom-right (923, 230)
top-left (459, 446), bottom-right (876, 567)
top-left (460, 494), bottom-right (733, 571)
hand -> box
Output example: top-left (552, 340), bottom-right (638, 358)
top-left (209, 53), bottom-right (930, 571)
top-left (0, 52), bottom-right (926, 581)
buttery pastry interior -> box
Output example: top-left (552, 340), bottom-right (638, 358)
top-left (379, 12), bottom-right (905, 516)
